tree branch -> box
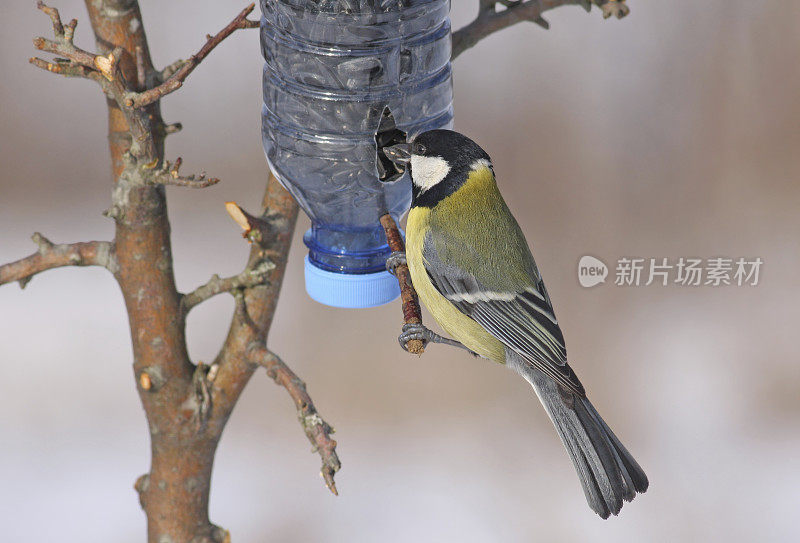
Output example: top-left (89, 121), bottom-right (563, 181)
top-left (379, 214), bottom-right (425, 355)
top-left (29, 56), bottom-right (99, 79)
top-left (33, 2), bottom-right (258, 110)
top-left (126, 3), bottom-right (259, 108)
top-left (33, 2), bottom-right (256, 163)
top-left (0, 233), bottom-right (115, 288)
top-left (31, 2), bottom-right (119, 85)
top-left (181, 261), bottom-right (275, 313)
top-left (248, 344), bottom-right (341, 495)
top-left (209, 176), bottom-right (342, 496)
top-left (27, 2), bottom-right (316, 541)
top-left (452, 0), bottom-right (629, 60)
top-left (146, 157), bottom-right (220, 189)
top-left (224, 200), bottom-right (294, 252)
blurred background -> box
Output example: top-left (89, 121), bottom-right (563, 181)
top-left (1, 1), bottom-right (799, 541)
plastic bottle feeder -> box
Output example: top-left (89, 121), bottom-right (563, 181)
top-left (260, 0), bottom-right (453, 308)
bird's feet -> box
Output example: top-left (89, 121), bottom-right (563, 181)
top-left (385, 251), bottom-right (407, 276)
top-left (398, 323), bottom-right (478, 356)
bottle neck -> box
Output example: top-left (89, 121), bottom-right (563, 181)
top-left (303, 224), bottom-right (392, 274)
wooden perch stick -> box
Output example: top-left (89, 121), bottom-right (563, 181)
top-left (380, 214), bottom-right (425, 355)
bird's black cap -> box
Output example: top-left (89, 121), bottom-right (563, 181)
top-left (410, 130), bottom-right (492, 208)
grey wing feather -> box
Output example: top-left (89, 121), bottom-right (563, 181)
top-left (422, 231), bottom-right (584, 395)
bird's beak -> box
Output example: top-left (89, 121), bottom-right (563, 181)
top-left (382, 143), bottom-right (412, 167)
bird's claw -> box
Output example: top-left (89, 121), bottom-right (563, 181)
top-left (397, 322), bottom-right (479, 356)
top-left (385, 251), bottom-right (407, 276)
top-left (398, 322), bottom-right (428, 351)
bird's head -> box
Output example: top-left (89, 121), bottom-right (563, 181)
top-left (383, 129), bottom-right (493, 207)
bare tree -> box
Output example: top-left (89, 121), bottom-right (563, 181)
top-left (1, 1), bottom-right (627, 541)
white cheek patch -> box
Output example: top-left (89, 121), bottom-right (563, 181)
top-left (410, 155), bottom-right (451, 193)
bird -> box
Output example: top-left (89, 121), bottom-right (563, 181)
top-left (382, 129), bottom-right (648, 518)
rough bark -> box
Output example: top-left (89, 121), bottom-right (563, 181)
top-left (20, 2), bottom-right (337, 542)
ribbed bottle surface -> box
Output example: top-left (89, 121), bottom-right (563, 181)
top-left (260, 0), bottom-right (453, 275)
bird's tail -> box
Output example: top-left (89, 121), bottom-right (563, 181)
top-left (507, 350), bottom-right (649, 518)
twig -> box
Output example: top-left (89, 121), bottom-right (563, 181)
top-left (31, 3), bottom-right (125, 93)
top-left (126, 4), bottom-right (259, 108)
top-left (248, 344), bottom-right (341, 496)
top-left (147, 157), bottom-right (220, 188)
top-left (452, 0), bottom-right (628, 60)
top-left (0, 233), bottom-right (115, 287)
top-left (64, 17), bottom-right (77, 43)
top-left (159, 59), bottom-right (188, 81)
top-left (32, 3), bottom-right (126, 82)
top-left (29, 56), bottom-right (98, 79)
top-left (37, 1), bottom-right (63, 36)
top-left (32, 35), bottom-right (96, 73)
top-left (181, 261), bottom-right (275, 313)
top-left (379, 214), bottom-right (425, 355)
top-left (225, 201), bottom-right (255, 234)
top-left (31, 3), bottom-right (254, 164)
top-left (225, 201), bottom-right (283, 247)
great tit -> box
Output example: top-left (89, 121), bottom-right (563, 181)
top-left (383, 129), bottom-right (648, 518)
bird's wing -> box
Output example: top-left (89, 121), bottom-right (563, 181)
top-left (422, 228), bottom-right (585, 395)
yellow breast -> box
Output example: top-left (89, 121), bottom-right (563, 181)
top-left (406, 206), bottom-right (507, 363)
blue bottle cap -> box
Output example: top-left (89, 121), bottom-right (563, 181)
top-left (304, 255), bottom-right (400, 308)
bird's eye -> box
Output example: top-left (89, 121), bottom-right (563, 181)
top-left (414, 143), bottom-right (427, 155)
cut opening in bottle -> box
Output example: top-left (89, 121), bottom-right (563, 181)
top-left (375, 106), bottom-right (408, 182)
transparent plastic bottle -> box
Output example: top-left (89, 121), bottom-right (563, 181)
top-left (260, 0), bottom-right (453, 308)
